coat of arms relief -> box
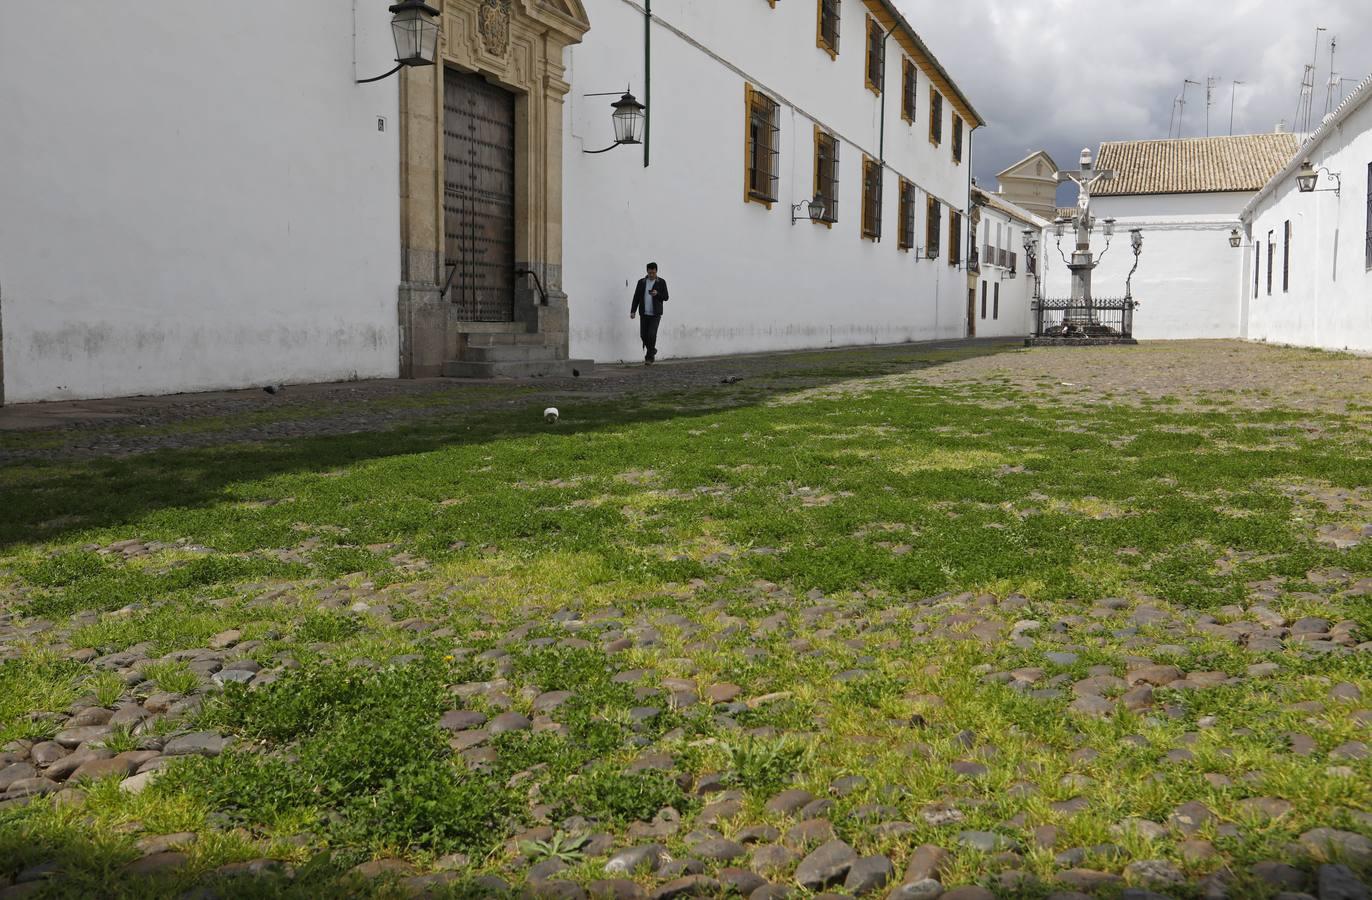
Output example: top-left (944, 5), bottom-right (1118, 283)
top-left (478, 0), bottom-right (512, 56)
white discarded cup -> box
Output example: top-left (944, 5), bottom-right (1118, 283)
top-left (544, 407), bottom-right (560, 424)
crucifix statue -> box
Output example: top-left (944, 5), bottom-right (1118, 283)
top-left (1055, 148), bottom-right (1115, 305)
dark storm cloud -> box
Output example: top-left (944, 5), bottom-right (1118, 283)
top-left (896, 0), bottom-right (1371, 203)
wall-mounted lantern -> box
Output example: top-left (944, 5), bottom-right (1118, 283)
top-left (1053, 218), bottom-right (1067, 239)
top-left (1296, 159), bottom-right (1342, 196)
top-left (1102, 217), bottom-right (1117, 239)
top-left (583, 91), bottom-right (647, 154)
top-left (358, 1), bottom-right (441, 84)
top-left (792, 196), bottom-right (827, 225)
top-left (1229, 228), bottom-right (1243, 249)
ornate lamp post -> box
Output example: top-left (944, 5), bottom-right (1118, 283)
top-left (1125, 228), bottom-right (1144, 302)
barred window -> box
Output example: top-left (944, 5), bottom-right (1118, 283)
top-left (898, 180), bottom-right (916, 250)
top-left (926, 196), bottom-right (942, 259)
top-left (817, 0), bottom-right (840, 56)
top-left (980, 281), bottom-right (988, 319)
top-left (862, 157), bottom-right (883, 241)
top-left (1266, 230), bottom-right (1275, 295)
top-left (865, 17), bottom-right (884, 94)
top-left (1283, 220), bottom-right (1291, 292)
top-left (929, 89), bottom-right (943, 145)
top-left (745, 85), bottom-right (780, 205)
top-left (949, 210), bottom-right (962, 266)
top-left (814, 128), bottom-right (840, 223)
top-left (952, 115), bottom-right (964, 164)
top-left (901, 58), bottom-right (916, 123)
top-left (1365, 162), bottom-right (1371, 270)
top-left (993, 282), bottom-right (1001, 319)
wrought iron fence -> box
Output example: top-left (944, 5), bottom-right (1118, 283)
top-left (1032, 297), bottom-right (1137, 339)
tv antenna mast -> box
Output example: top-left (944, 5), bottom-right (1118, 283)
top-left (1229, 81), bottom-right (1245, 135)
top-left (1324, 36), bottom-right (1339, 116)
top-left (1178, 79), bottom-right (1201, 137)
top-left (1294, 26), bottom-right (1326, 133)
top-left (1205, 76), bottom-right (1220, 137)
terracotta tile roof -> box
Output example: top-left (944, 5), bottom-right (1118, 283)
top-left (1094, 133), bottom-right (1300, 196)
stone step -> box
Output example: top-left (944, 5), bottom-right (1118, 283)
top-left (442, 359), bottom-right (592, 379)
top-left (463, 345), bottom-right (566, 363)
top-left (463, 332), bottom-right (546, 347)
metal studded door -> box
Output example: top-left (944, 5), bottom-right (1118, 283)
top-left (444, 68), bottom-right (517, 322)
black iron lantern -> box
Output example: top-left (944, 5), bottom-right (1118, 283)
top-left (1102, 217), bottom-right (1117, 239)
top-left (359, 0), bottom-right (440, 83)
top-left (792, 196), bottom-right (826, 224)
top-left (611, 92), bottom-right (647, 145)
top-left (1229, 228), bottom-right (1242, 249)
top-left (1053, 218), bottom-right (1066, 238)
top-left (1296, 160), bottom-right (1319, 193)
top-left (1130, 228), bottom-right (1144, 253)
top-left (391, 0), bottom-right (441, 66)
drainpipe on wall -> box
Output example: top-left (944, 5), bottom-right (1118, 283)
top-left (643, 0), bottom-right (652, 168)
top-left (877, 27), bottom-right (892, 166)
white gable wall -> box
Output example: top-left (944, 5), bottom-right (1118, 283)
top-left (0, 3), bottom-right (401, 403)
top-left (972, 205), bottom-right (1038, 337)
top-left (563, 0), bottom-right (976, 362)
top-left (1244, 97), bottom-right (1372, 353)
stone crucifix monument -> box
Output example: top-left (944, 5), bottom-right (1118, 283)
top-left (1055, 147), bottom-right (1115, 305)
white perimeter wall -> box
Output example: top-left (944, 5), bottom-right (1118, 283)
top-left (971, 207), bottom-right (1037, 338)
top-left (1041, 192), bottom-right (1248, 340)
top-left (0, 3), bottom-right (402, 403)
top-left (1245, 100), bottom-right (1372, 353)
top-left (563, 0), bottom-right (974, 363)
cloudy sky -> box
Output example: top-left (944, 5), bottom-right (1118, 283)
top-left (894, 0), bottom-right (1371, 203)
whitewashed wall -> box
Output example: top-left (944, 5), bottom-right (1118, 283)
top-left (0, 3), bottom-right (401, 403)
top-left (1244, 97), bottom-right (1372, 353)
top-left (972, 206), bottom-right (1038, 338)
top-left (1039, 192), bottom-right (1248, 340)
top-left (563, 0), bottom-right (976, 362)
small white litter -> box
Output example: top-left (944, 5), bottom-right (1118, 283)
top-left (543, 407), bottom-right (560, 424)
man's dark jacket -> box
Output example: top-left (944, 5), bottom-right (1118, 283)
top-left (630, 277), bottom-right (670, 316)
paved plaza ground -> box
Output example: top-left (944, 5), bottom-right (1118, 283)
top-left (0, 340), bottom-right (1369, 899)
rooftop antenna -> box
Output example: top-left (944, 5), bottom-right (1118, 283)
top-left (1168, 95), bottom-right (1179, 138)
top-left (1205, 76), bottom-right (1219, 137)
top-left (1229, 80), bottom-right (1245, 135)
top-left (1295, 26), bottom-right (1326, 132)
top-left (1323, 36), bottom-right (1338, 115)
top-left (1179, 79), bottom-right (1201, 138)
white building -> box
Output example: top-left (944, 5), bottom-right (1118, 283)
top-left (0, 2), bottom-right (404, 405)
top-left (1040, 133), bottom-right (1299, 340)
top-left (0, 0), bottom-right (984, 405)
top-left (994, 150), bottom-right (1060, 222)
top-left (562, 0), bottom-right (984, 364)
top-left (970, 187), bottom-right (1047, 338)
top-left (1241, 76), bottom-right (1372, 353)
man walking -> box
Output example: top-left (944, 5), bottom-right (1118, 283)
top-left (629, 262), bottom-right (669, 365)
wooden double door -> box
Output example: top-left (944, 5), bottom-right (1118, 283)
top-left (443, 68), bottom-right (517, 322)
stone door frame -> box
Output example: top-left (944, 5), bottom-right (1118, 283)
top-left (397, 0), bottom-right (590, 378)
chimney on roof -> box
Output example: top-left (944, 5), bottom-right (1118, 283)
top-left (1274, 120), bottom-right (1288, 133)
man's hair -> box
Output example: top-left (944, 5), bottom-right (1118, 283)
top-left (646, 262), bottom-right (658, 270)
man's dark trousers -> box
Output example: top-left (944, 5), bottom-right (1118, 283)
top-left (639, 314), bottom-right (662, 362)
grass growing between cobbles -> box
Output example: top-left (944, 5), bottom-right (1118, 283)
top-left (0, 343), bottom-right (1369, 898)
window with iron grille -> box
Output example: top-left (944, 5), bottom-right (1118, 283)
top-left (814, 127), bottom-right (840, 223)
top-left (901, 58), bottom-right (916, 123)
top-left (926, 196), bottom-right (942, 259)
top-left (898, 180), bottom-right (916, 250)
top-left (1366, 162), bottom-right (1372, 270)
top-left (993, 282), bottom-right (1000, 319)
top-left (929, 89), bottom-right (943, 145)
top-left (980, 281), bottom-right (988, 319)
top-left (865, 18), bottom-right (884, 94)
top-left (1283, 220), bottom-right (1291, 292)
top-left (949, 210), bottom-right (962, 266)
top-left (745, 85), bottom-right (780, 205)
top-left (817, 0), bottom-right (840, 56)
top-left (1266, 230), bottom-right (1274, 295)
top-left (862, 157), bottom-right (883, 240)
top-left (952, 115), bottom-right (964, 164)
top-left (1009, 250), bottom-right (1017, 274)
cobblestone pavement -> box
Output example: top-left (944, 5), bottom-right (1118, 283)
top-left (0, 339), bottom-right (1013, 460)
